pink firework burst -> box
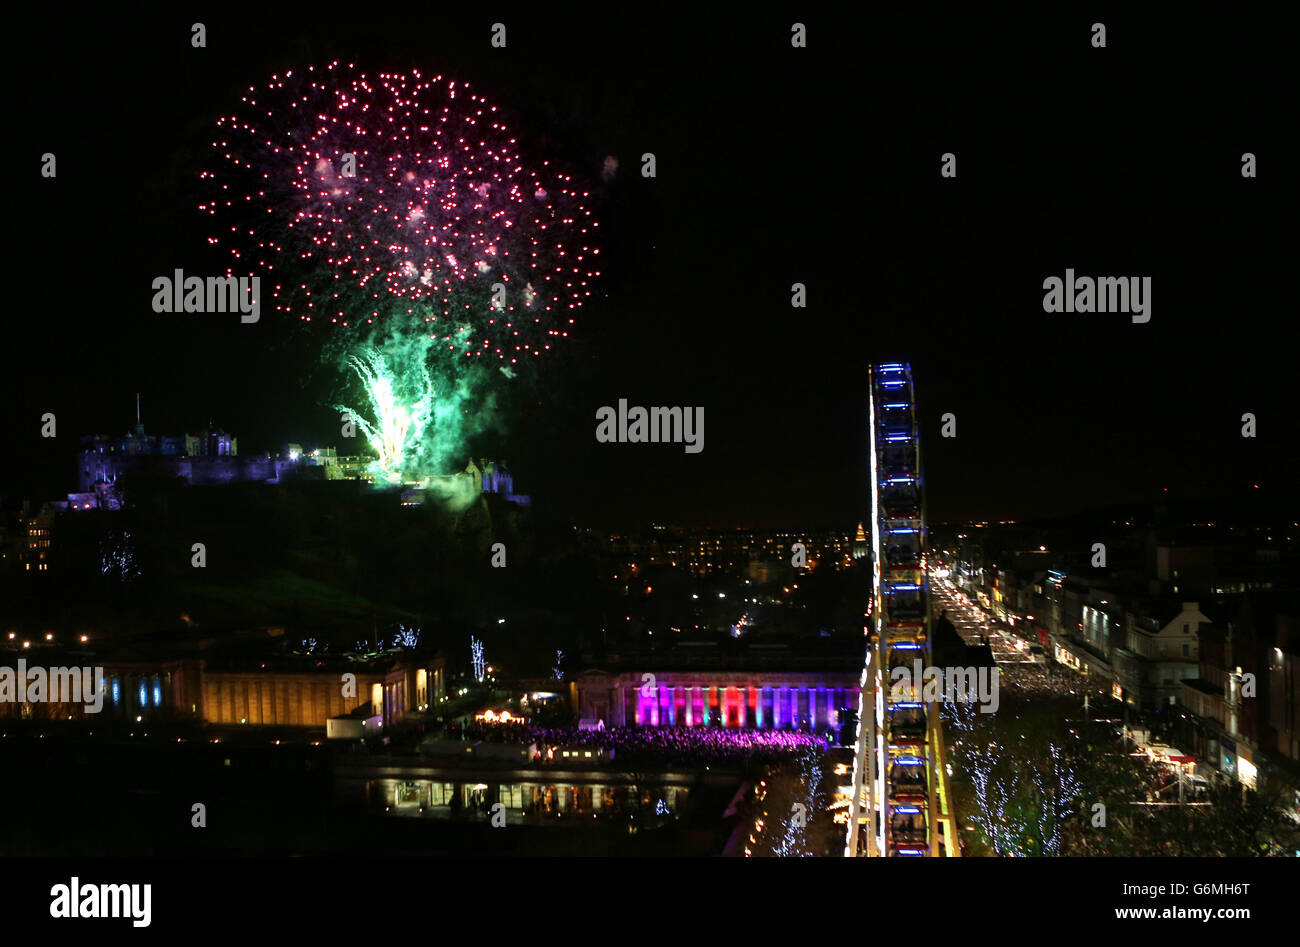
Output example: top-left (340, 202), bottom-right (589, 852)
top-left (198, 61), bottom-right (601, 362)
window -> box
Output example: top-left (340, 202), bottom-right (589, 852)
top-left (396, 781), bottom-right (423, 807)
top-left (1182, 644), bottom-right (1189, 657)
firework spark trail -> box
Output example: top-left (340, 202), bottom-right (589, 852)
top-left (333, 346), bottom-right (434, 484)
top-left (201, 63), bottom-right (604, 486)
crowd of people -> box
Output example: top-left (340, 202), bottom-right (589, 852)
top-left (525, 725), bottom-right (827, 766)
top-left (998, 660), bottom-right (1114, 703)
top-left (437, 714), bottom-right (829, 767)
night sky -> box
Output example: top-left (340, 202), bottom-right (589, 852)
top-left (7, 8), bottom-right (1292, 527)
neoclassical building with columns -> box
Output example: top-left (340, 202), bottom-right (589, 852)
top-left (571, 642), bottom-right (863, 736)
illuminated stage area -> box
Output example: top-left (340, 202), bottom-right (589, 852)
top-left (575, 672), bottom-right (859, 734)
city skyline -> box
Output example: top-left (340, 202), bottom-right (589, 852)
top-left (2, 7), bottom-right (1296, 918)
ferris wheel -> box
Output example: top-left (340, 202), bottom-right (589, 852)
top-left (846, 363), bottom-right (958, 857)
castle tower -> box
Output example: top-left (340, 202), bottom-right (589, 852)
top-left (852, 522), bottom-right (869, 560)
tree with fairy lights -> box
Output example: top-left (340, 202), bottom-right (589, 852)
top-left (470, 636), bottom-right (486, 683)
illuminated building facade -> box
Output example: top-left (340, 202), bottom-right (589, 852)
top-left (200, 655), bottom-right (446, 729)
top-left (20, 504), bottom-right (54, 573)
top-left (343, 760), bottom-right (697, 823)
top-left (77, 425), bottom-right (299, 496)
top-left (574, 668), bottom-right (860, 733)
top-left (572, 640), bottom-right (863, 736)
top-left (201, 667), bottom-right (400, 728)
top-left (0, 641), bottom-right (444, 732)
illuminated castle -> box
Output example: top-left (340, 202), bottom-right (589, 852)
top-left (71, 423), bottom-right (305, 508)
top-left (68, 403), bottom-right (335, 510)
top-left (67, 404), bottom-right (529, 512)
top-left (468, 458), bottom-right (528, 505)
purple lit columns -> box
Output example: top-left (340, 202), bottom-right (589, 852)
top-left (632, 682), bottom-right (853, 731)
